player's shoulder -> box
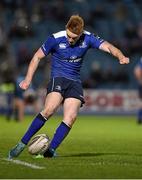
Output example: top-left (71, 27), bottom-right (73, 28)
top-left (83, 30), bottom-right (91, 35)
top-left (83, 30), bottom-right (100, 39)
top-left (82, 30), bottom-right (94, 42)
top-left (53, 30), bottom-right (66, 39)
top-left (83, 30), bottom-right (101, 38)
top-left (83, 30), bottom-right (102, 41)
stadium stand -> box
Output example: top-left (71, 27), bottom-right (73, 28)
top-left (0, 0), bottom-right (142, 90)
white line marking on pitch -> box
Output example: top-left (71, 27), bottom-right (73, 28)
top-left (3, 158), bottom-right (45, 169)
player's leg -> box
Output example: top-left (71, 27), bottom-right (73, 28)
top-left (13, 98), bottom-right (19, 121)
top-left (13, 88), bottom-right (25, 121)
top-left (138, 104), bottom-right (142, 124)
top-left (6, 93), bottom-right (14, 121)
top-left (137, 86), bottom-right (142, 124)
top-left (8, 92), bottom-right (63, 158)
top-left (43, 98), bottom-right (81, 157)
top-left (16, 99), bottom-right (25, 122)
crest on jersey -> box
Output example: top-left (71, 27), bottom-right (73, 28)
top-left (59, 43), bottom-right (67, 49)
top-left (94, 34), bottom-right (104, 43)
top-left (79, 41), bottom-right (87, 48)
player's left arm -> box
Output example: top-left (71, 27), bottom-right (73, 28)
top-left (99, 41), bottom-right (130, 64)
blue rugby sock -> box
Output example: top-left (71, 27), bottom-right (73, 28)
top-left (21, 113), bottom-right (47, 145)
top-left (49, 121), bottom-right (71, 150)
top-left (138, 108), bottom-right (142, 122)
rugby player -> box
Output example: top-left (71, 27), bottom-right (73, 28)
top-left (8, 15), bottom-right (129, 158)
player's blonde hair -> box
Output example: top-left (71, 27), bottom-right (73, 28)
top-left (66, 15), bottom-right (84, 35)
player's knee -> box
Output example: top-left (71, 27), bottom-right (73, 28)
top-left (41, 107), bottom-right (56, 118)
top-left (63, 113), bottom-right (77, 127)
top-left (70, 113), bottom-right (77, 122)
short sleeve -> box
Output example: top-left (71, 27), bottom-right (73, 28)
top-left (41, 35), bottom-right (56, 56)
top-left (89, 34), bottom-right (105, 49)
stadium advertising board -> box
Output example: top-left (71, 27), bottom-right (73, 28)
top-left (0, 90), bottom-right (140, 115)
top-left (81, 90), bottom-right (140, 114)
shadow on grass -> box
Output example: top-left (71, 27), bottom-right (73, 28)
top-left (61, 152), bottom-right (142, 157)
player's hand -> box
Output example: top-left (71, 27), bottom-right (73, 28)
top-left (119, 57), bottom-right (130, 64)
top-left (19, 80), bottom-right (31, 90)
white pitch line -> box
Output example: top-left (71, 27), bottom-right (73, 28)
top-left (3, 158), bottom-right (45, 169)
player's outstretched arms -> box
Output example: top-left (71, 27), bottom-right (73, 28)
top-left (19, 48), bottom-right (45, 90)
top-left (99, 41), bottom-right (130, 64)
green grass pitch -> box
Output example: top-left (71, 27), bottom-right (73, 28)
top-left (0, 115), bottom-right (142, 179)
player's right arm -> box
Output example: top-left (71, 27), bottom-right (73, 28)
top-left (19, 48), bottom-right (45, 90)
top-left (89, 33), bottom-right (129, 64)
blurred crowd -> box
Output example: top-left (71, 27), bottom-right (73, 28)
top-left (0, 0), bottom-right (142, 89)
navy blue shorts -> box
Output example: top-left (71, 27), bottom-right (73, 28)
top-left (47, 77), bottom-right (85, 106)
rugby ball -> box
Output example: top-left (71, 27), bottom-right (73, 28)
top-left (28, 134), bottom-right (50, 155)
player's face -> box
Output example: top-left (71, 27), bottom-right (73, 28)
top-left (66, 29), bottom-right (81, 45)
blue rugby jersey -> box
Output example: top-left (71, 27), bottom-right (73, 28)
top-left (41, 30), bottom-right (104, 81)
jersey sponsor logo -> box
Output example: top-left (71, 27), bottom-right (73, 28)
top-left (62, 58), bottom-right (82, 62)
top-left (79, 41), bottom-right (87, 48)
top-left (68, 58), bottom-right (82, 62)
top-left (59, 43), bottom-right (67, 49)
top-left (69, 55), bottom-right (82, 62)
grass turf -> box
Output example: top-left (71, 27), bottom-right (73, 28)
top-left (0, 115), bottom-right (142, 179)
